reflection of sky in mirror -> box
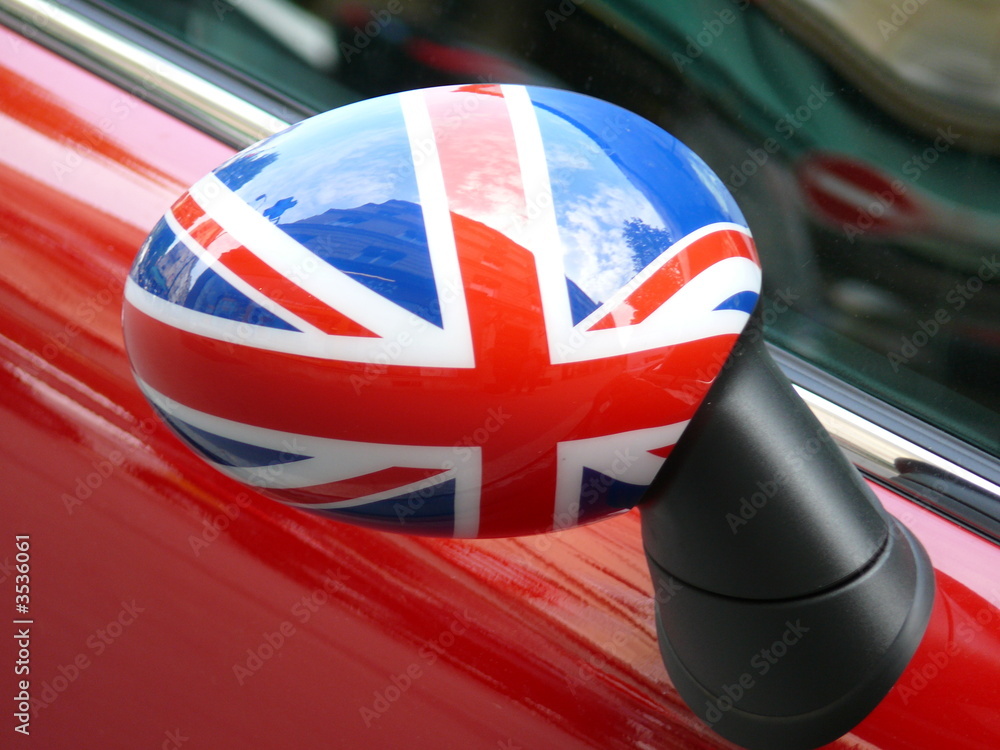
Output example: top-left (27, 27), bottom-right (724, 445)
top-left (688, 155), bottom-right (747, 226)
top-left (430, 124), bottom-right (525, 237)
top-left (527, 86), bottom-right (749, 307)
top-left (217, 94), bottom-right (420, 221)
top-left (535, 106), bottom-right (664, 305)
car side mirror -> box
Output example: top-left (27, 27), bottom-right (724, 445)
top-left (122, 84), bottom-right (933, 750)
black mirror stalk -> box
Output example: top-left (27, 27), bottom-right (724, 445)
top-left (640, 320), bottom-right (935, 749)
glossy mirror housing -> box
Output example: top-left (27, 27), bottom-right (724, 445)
top-left (122, 83), bottom-right (761, 538)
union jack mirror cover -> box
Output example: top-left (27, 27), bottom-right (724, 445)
top-left (123, 84), bottom-right (761, 538)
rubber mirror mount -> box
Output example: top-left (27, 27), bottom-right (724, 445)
top-left (639, 317), bottom-right (935, 750)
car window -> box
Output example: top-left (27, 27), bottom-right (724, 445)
top-left (94, 0), bottom-right (1000, 463)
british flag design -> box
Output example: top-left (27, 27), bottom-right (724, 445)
top-left (123, 84), bottom-right (761, 538)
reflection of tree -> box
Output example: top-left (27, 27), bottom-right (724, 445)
top-left (215, 150), bottom-right (279, 190)
top-left (623, 218), bottom-right (674, 270)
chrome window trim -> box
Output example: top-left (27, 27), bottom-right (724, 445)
top-left (0, 0), bottom-right (288, 147)
top-left (4, 0), bottom-right (999, 522)
top-left (795, 386), bottom-right (1000, 501)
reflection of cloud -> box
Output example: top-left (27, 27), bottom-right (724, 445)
top-left (241, 128), bottom-right (417, 223)
top-left (545, 142), bottom-right (595, 171)
top-left (559, 184), bottom-right (664, 303)
top-left (436, 128), bottom-right (526, 237)
top-left (538, 104), bottom-right (670, 304)
top-left (226, 100), bottom-right (422, 224)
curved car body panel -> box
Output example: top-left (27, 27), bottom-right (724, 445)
top-left (1, 25), bottom-right (998, 749)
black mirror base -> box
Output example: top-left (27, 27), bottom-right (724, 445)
top-left (647, 517), bottom-right (934, 750)
top-left (639, 319), bottom-right (935, 748)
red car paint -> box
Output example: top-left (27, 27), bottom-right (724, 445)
top-left (1, 26), bottom-right (998, 749)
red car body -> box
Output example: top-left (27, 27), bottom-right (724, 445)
top-left (2, 23), bottom-right (999, 750)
